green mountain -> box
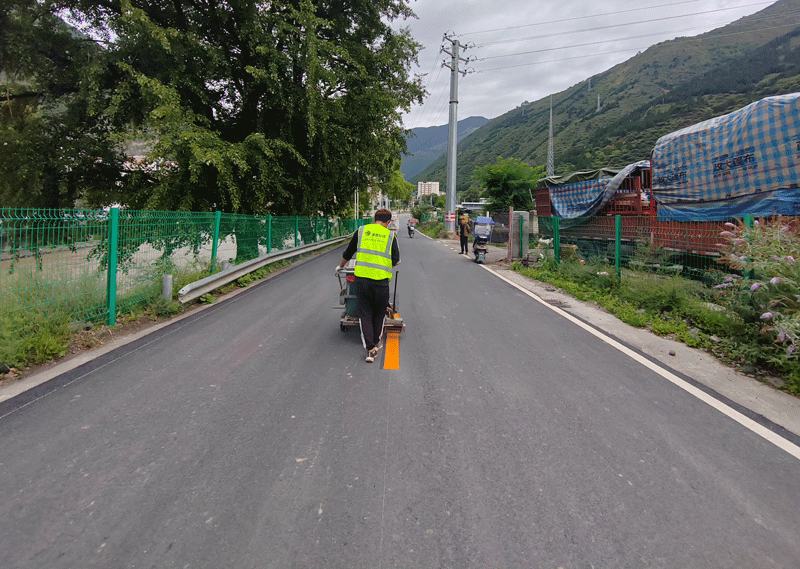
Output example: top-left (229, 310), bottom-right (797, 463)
top-left (401, 116), bottom-right (489, 180)
top-left (412, 0), bottom-right (800, 193)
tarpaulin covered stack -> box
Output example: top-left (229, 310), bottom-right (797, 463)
top-left (651, 93), bottom-right (800, 221)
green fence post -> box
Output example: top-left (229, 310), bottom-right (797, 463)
top-left (552, 217), bottom-right (561, 264)
top-left (266, 215), bottom-right (272, 254)
top-left (615, 215), bottom-right (622, 281)
top-left (295, 216), bottom-right (299, 248)
top-left (518, 214), bottom-right (524, 259)
top-left (209, 210), bottom-right (221, 274)
top-left (327, 218), bottom-right (331, 240)
top-left (106, 207), bottom-right (119, 326)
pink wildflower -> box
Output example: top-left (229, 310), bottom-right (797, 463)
top-left (770, 277), bottom-right (783, 285)
top-left (750, 282), bottom-right (762, 292)
top-left (719, 231), bottom-right (734, 237)
top-left (760, 312), bottom-right (774, 320)
top-left (724, 222), bottom-right (737, 229)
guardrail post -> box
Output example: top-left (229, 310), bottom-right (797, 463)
top-left (295, 216), bottom-right (299, 247)
top-left (552, 217), bottom-right (561, 264)
top-left (615, 215), bottom-right (622, 280)
top-left (209, 210), bottom-right (221, 274)
top-left (106, 207), bottom-right (119, 326)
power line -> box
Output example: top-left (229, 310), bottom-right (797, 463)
top-left (476, 20), bottom-right (800, 72)
top-left (477, 1), bottom-right (779, 48)
top-left (477, 15), bottom-right (800, 62)
top-left (460, 0), bottom-right (772, 37)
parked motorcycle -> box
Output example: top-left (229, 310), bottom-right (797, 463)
top-left (472, 216), bottom-right (495, 263)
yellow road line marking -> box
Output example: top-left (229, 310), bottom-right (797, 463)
top-left (383, 332), bottom-right (400, 370)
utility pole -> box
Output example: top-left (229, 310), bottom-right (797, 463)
top-left (442, 34), bottom-right (470, 234)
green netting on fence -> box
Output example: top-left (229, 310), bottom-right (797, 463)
top-left (1, 208), bottom-right (365, 335)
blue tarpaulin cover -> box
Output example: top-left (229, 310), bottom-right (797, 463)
top-left (651, 93), bottom-right (800, 221)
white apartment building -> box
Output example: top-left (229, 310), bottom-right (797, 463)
top-left (417, 181), bottom-right (440, 197)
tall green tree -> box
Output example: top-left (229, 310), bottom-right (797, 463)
top-left (59, 0), bottom-right (425, 217)
top-left (473, 157), bottom-right (544, 211)
top-left (1, 0), bottom-right (122, 209)
top-left (379, 160), bottom-right (414, 207)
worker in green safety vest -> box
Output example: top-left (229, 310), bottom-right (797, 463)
top-left (337, 208), bottom-right (400, 363)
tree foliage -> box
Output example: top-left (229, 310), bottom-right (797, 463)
top-left (51, 0), bottom-right (425, 216)
top-left (472, 157), bottom-right (543, 211)
top-left (1, 0), bottom-right (124, 208)
top-left (379, 160), bottom-right (414, 206)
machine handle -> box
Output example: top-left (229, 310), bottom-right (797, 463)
top-left (392, 271), bottom-right (399, 312)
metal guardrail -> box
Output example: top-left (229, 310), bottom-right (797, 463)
top-left (177, 234), bottom-right (350, 304)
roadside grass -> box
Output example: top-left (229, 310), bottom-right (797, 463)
top-left (0, 244), bottom-right (340, 374)
top-left (418, 220), bottom-right (448, 239)
top-left (513, 257), bottom-right (800, 394)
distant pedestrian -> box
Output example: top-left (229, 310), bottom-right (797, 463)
top-left (458, 213), bottom-right (472, 254)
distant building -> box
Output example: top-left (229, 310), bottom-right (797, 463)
top-left (417, 181), bottom-right (440, 197)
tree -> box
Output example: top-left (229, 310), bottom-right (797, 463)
top-left (379, 160), bottom-right (414, 208)
top-left (1, 0), bottom-right (124, 210)
top-left (58, 0), bottom-right (425, 219)
top-left (472, 157), bottom-right (544, 211)
top-left (459, 185), bottom-right (483, 203)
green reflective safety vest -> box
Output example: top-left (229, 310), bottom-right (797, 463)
top-left (354, 223), bottom-right (394, 281)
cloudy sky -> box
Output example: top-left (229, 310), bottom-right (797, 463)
top-left (394, 0), bottom-right (786, 129)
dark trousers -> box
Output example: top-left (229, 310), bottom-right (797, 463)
top-left (460, 235), bottom-right (469, 253)
top-left (356, 280), bottom-right (390, 350)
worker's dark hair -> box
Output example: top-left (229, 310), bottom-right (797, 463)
top-left (374, 209), bottom-right (392, 222)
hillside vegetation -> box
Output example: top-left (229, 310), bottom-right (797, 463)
top-left (412, 0), bottom-right (800, 192)
top-left (401, 116), bottom-right (489, 180)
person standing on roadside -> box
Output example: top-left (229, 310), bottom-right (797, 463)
top-left (337, 209), bottom-right (400, 363)
top-left (458, 212), bottom-right (472, 255)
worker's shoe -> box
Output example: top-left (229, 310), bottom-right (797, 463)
top-left (365, 347), bottom-right (378, 363)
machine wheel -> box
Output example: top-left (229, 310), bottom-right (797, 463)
top-left (340, 322), bottom-right (347, 331)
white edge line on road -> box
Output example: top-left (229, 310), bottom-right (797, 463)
top-left (480, 264), bottom-right (800, 462)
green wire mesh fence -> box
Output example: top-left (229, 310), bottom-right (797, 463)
top-left (535, 214), bottom-right (743, 281)
top-left (1, 208), bottom-right (367, 335)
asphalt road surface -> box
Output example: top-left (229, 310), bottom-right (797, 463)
top-left (2, 228), bottom-right (800, 568)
